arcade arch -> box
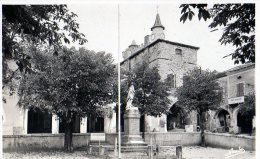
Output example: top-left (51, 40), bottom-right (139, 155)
top-left (167, 104), bottom-right (187, 131)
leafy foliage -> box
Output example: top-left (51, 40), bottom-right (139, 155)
top-left (179, 4), bottom-right (255, 64)
top-left (2, 5), bottom-right (87, 90)
top-left (120, 62), bottom-right (172, 117)
top-left (19, 47), bottom-right (114, 118)
top-left (175, 68), bottom-right (223, 113)
top-left (239, 91), bottom-right (255, 116)
top-left (175, 68), bottom-right (222, 146)
top-left (18, 47), bottom-right (115, 151)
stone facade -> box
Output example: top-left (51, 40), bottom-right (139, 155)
top-left (120, 13), bottom-right (199, 132)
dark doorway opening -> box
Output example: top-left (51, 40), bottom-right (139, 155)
top-left (140, 115), bottom-right (145, 132)
top-left (218, 109), bottom-right (230, 132)
top-left (59, 116), bottom-right (80, 133)
top-left (167, 104), bottom-right (186, 131)
top-left (237, 111), bottom-right (253, 134)
top-left (140, 115), bottom-right (145, 138)
top-left (87, 115), bottom-right (104, 133)
top-left (27, 108), bottom-right (52, 133)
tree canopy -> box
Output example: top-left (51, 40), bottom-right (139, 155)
top-left (2, 5), bottom-right (87, 88)
top-left (120, 62), bottom-right (172, 117)
top-left (18, 47), bottom-right (115, 151)
top-left (239, 91), bottom-right (255, 116)
top-left (175, 68), bottom-right (223, 146)
top-left (19, 47), bottom-right (115, 117)
top-left (3, 5), bottom-right (87, 58)
top-left (175, 68), bottom-right (223, 113)
top-left (180, 4), bottom-right (255, 64)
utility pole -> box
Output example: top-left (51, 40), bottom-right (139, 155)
top-left (117, 4), bottom-right (121, 159)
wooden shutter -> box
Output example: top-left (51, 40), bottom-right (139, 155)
top-left (236, 83), bottom-right (244, 97)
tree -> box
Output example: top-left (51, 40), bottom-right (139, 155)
top-left (120, 62), bottom-right (172, 117)
top-left (239, 91), bottom-right (255, 116)
top-left (2, 5), bottom-right (87, 89)
top-left (175, 68), bottom-right (223, 146)
top-left (179, 4), bottom-right (255, 64)
top-left (18, 47), bottom-right (115, 152)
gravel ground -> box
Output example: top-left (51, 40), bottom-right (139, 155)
top-left (3, 146), bottom-right (255, 159)
top-left (3, 151), bottom-right (97, 159)
top-left (160, 146), bottom-right (255, 159)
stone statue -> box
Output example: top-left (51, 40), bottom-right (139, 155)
top-left (126, 82), bottom-right (135, 110)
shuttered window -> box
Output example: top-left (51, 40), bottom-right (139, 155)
top-left (236, 83), bottom-right (244, 97)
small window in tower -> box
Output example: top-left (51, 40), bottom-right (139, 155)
top-left (175, 48), bottom-right (182, 55)
top-left (165, 74), bottom-right (176, 88)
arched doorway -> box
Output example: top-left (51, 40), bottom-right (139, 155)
top-left (237, 110), bottom-right (253, 134)
top-left (27, 108), bottom-right (52, 133)
top-left (167, 104), bottom-right (186, 131)
top-left (217, 109), bottom-right (230, 132)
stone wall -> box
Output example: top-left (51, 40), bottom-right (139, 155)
top-left (105, 133), bottom-right (119, 145)
top-left (156, 42), bottom-right (197, 82)
top-left (3, 133), bottom-right (90, 152)
top-left (144, 132), bottom-right (201, 146)
top-left (3, 132), bottom-right (255, 151)
top-left (205, 132), bottom-right (255, 151)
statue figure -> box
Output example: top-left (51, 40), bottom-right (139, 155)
top-left (126, 82), bottom-right (135, 110)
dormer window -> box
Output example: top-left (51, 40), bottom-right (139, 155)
top-left (175, 48), bottom-right (182, 55)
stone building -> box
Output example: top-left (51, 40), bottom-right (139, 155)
top-left (206, 63), bottom-right (255, 135)
top-left (120, 13), bottom-right (199, 132)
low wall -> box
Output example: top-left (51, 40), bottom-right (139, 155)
top-left (106, 133), bottom-right (125, 145)
top-left (3, 132), bottom-right (255, 151)
top-left (3, 133), bottom-right (90, 152)
top-left (205, 132), bottom-right (255, 151)
top-left (144, 132), bottom-right (201, 146)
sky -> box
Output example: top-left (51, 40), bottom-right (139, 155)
top-left (67, 3), bottom-right (241, 72)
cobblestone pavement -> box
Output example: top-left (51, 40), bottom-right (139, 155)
top-left (3, 146), bottom-right (255, 159)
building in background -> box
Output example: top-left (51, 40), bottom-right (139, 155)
top-left (206, 63), bottom-right (255, 135)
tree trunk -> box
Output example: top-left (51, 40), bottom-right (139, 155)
top-left (199, 111), bottom-right (206, 147)
top-left (64, 120), bottom-right (73, 152)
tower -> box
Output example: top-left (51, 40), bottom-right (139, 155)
top-left (150, 13), bottom-right (165, 42)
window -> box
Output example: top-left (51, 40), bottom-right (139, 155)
top-left (27, 108), bottom-right (52, 133)
top-left (165, 74), bottom-right (176, 88)
top-left (236, 83), bottom-right (244, 97)
top-left (87, 115), bottom-right (104, 133)
top-left (175, 48), bottom-right (182, 55)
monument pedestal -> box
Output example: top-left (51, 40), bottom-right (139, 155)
top-left (122, 107), bottom-right (146, 146)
